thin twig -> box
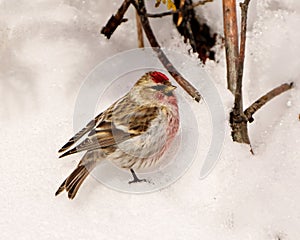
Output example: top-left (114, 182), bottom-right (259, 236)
top-left (135, 10), bottom-right (144, 48)
top-left (132, 0), bottom-right (201, 102)
top-left (146, 0), bottom-right (213, 18)
top-left (223, 0), bottom-right (239, 94)
top-left (100, 0), bottom-right (131, 39)
top-left (244, 83), bottom-right (293, 122)
top-left (239, 0), bottom-right (250, 61)
top-left (236, 0), bottom-right (251, 110)
top-left (229, 0), bottom-right (251, 144)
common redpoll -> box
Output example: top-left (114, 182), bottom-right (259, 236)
top-left (56, 71), bottom-right (179, 199)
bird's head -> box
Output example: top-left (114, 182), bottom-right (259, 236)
top-left (132, 71), bottom-right (177, 104)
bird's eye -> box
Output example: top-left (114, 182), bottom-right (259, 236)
top-left (151, 85), bottom-right (166, 91)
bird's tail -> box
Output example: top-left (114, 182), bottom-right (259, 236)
top-left (55, 160), bottom-right (96, 199)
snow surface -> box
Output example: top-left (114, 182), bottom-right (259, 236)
top-left (0, 0), bottom-right (299, 239)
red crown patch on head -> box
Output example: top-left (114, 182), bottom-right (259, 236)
top-left (150, 71), bottom-right (169, 83)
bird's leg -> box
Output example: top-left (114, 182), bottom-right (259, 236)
top-left (128, 169), bottom-right (147, 184)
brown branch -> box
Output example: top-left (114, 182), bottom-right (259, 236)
top-left (229, 0), bottom-right (251, 144)
top-left (132, 0), bottom-right (201, 102)
top-left (225, 0), bottom-right (250, 145)
top-left (135, 10), bottom-right (144, 48)
top-left (146, 0), bottom-right (213, 18)
top-left (239, 0), bottom-right (250, 62)
top-left (244, 83), bottom-right (293, 123)
top-left (228, 0), bottom-right (293, 148)
top-left (100, 0), bottom-right (201, 101)
top-left (223, 0), bottom-right (239, 94)
top-left (100, 0), bottom-right (131, 39)
top-left (236, 0), bottom-right (251, 110)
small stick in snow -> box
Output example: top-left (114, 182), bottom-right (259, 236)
top-left (244, 83), bottom-right (294, 123)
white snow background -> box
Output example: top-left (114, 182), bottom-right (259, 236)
top-left (0, 0), bottom-right (299, 239)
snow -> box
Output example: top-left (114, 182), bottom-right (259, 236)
top-left (0, 0), bottom-right (299, 239)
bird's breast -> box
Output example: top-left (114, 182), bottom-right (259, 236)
top-left (107, 106), bottom-right (179, 170)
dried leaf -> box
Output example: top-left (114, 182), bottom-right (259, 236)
top-left (167, 0), bottom-right (176, 11)
top-left (155, 0), bottom-right (176, 11)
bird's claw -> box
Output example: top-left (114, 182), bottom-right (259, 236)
top-left (128, 178), bottom-right (148, 184)
top-left (128, 168), bottom-right (150, 184)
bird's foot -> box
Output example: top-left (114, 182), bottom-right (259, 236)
top-left (128, 178), bottom-right (147, 184)
top-left (128, 169), bottom-right (148, 184)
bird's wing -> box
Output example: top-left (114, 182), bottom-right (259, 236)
top-left (59, 103), bottom-right (160, 158)
top-left (58, 112), bottom-right (104, 153)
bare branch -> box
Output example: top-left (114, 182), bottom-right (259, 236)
top-left (230, 0), bottom-right (252, 143)
top-left (228, 0), bottom-right (293, 148)
top-left (237, 0), bottom-right (251, 109)
top-left (223, 0), bottom-right (239, 94)
top-left (132, 0), bottom-right (201, 102)
top-left (225, 0), bottom-right (250, 145)
top-left (101, 0), bottom-right (201, 101)
top-left (135, 10), bottom-right (144, 48)
top-left (239, 0), bottom-right (251, 59)
top-left (146, 0), bottom-right (213, 18)
top-left (244, 83), bottom-right (293, 122)
top-left (101, 0), bottom-right (131, 39)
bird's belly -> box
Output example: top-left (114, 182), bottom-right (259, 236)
top-left (106, 113), bottom-right (175, 170)
top-left (107, 106), bottom-right (179, 170)
top-left (107, 129), bottom-right (168, 169)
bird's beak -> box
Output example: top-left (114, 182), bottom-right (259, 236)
top-left (164, 85), bottom-right (177, 94)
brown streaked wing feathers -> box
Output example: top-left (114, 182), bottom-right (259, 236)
top-left (59, 123), bottom-right (132, 158)
top-left (59, 104), bottom-right (159, 158)
top-left (58, 112), bottom-right (104, 153)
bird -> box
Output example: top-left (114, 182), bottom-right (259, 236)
top-left (55, 71), bottom-right (180, 199)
